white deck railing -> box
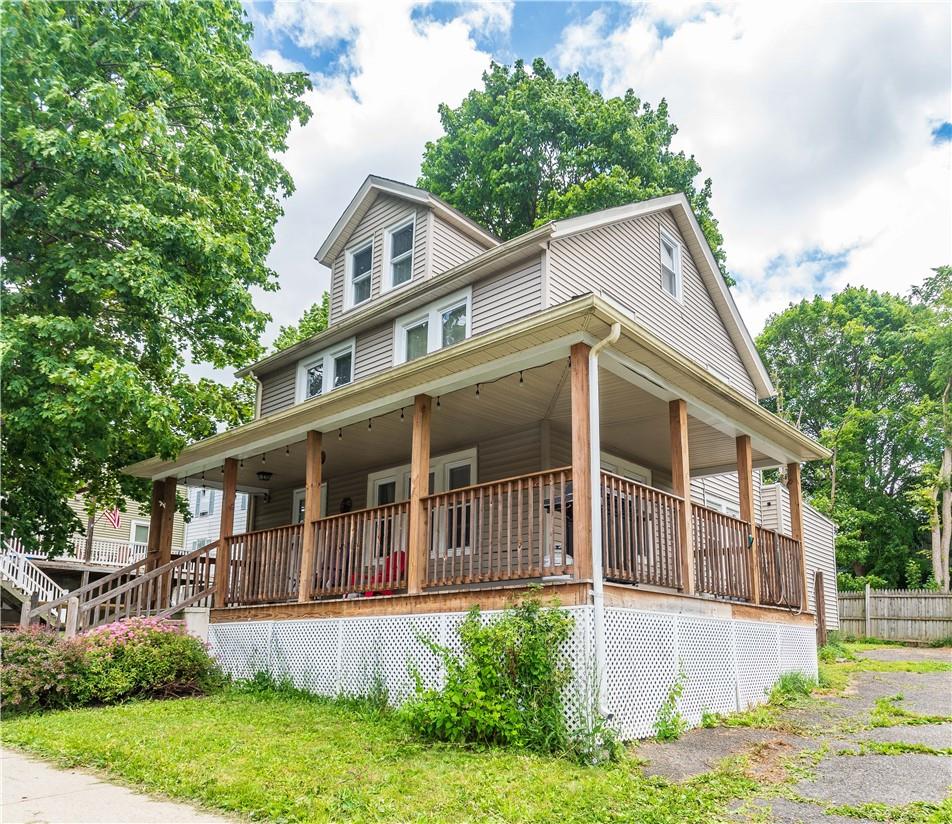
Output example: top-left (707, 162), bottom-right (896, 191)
top-left (0, 548), bottom-right (68, 603)
top-left (10, 536), bottom-right (186, 568)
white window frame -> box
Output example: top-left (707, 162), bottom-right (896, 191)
top-left (295, 337), bottom-right (356, 403)
top-left (600, 451), bottom-right (652, 486)
top-left (291, 483), bottom-right (328, 522)
top-left (129, 519), bottom-right (150, 547)
top-left (381, 212), bottom-right (416, 293)
top-left (393, 287), bottom-right (472, 365)
top-left (365, 447), bottom-right (477, 505)
top-left (704, 493), bottom-right (741, 519)
top-left (659, 228), bottom-right (683, 303)
top-left (344, 238), bottom-right (374, 311)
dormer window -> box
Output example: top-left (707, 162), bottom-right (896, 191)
top-left (296, 338), bottom-right (356, 402)
top-left (384, 215), bottom-right (415, 291)
top-left (659, 229), bottom-right (682, 301)
top-left (394, 288), bottom-right (472, 364)
top-left (346, 242), bottom-right (373, 308)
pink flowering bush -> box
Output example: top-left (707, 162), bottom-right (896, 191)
top-left (1, 617), bottom-right (223, 714)
top-left (0, 628), bottom-right (85, 712)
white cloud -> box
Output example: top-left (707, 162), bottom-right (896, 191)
top-left (555, 3), bottom-right (951, 334)
top-left (248, 1), bottom-right (509, 353)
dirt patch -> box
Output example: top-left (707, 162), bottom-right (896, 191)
top-left (743, 738), bottom-right (798, 783)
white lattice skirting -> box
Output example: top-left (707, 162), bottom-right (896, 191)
top-left (209, 606), bottom-right (816, 740)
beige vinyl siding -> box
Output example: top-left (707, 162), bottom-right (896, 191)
top-left (691, 472), bottom-right (762, 523)
top-left (430, 214), bottom-right (490, 274)
top-left (354, 323), bottom-right (392, 381)
top-left (547, 211), bottom-right (757, 399)
top-left (478, 426), bottom-right (542, 482)
top-left (68, 495), bottom-right (186, 549)
top-left (330, 196), bottom-right (428, 323)
top-left (259, 364), bottom-right (296, 417)
top-left (471, 258), bottom-right (544, 336)
top-left (760, 483), bottom-right (838, 627)
top-left (252, 487), bottom-right (294, 531)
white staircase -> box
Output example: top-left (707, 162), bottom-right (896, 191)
top-left (0, 545), bottom-right (68, 619)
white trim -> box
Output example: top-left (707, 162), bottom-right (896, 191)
top-left (381, 211), bottom-right (417, 293)
top-left (365, 447), bottom-right (477, 505)
top-left (393, 286), bottom-right (472, 365)
top-left (424, 209), bottom-right (434, 279)
top-left (129, 519), bottom-right (151, 545)
top-left (659, 227), bottom-right (684, 303)
top-left (295, 337), bottom-right (356, 403)
top-left (600, 451), bottom-right (652, 485)
top-left (343, 239), bottom-right (374, 312)
top-left (291, 483), bottom-right (327, 522)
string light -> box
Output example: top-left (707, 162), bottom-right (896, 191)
top-left (436, 396), bottom-right (441, 408)
top-left (475, 384), bottom-right (480, 398)
top-left (201, 470), bottom-right (206, 491)
top-left (519, 371), bottom-right (524, 385)
top-left (285, 445), bottom-right (290, 456)
top-left (400, 407), bottom-right (405, 420)
top-left (368, 418), bottom-right (373, 431)
top-left (338, 428), bottom-right (342, 440)
top-left (239, 458), bottom-right (244, 468)
top-left (261, 452), bottom-right (266, 463)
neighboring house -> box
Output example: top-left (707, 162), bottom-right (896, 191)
top-left (184, 488), bottom-right (249, 553)
top-left (50, 176), bottom-right (835, 738)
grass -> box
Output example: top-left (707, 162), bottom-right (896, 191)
top-left (868, 696), bottom-right (952, 728)
top-left (824, 800), bottom-right (952, 823)
top-left (1, 687), bottom-right (760, 824)
top-left (837, 741), bottom-right (952, 757)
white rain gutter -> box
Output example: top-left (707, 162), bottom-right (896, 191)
top-left (588, 321), bottom-right (621, 717)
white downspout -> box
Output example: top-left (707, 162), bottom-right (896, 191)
top-left (588, 322), bottom-right (621, 717)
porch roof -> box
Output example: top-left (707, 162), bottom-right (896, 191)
top-left (125, 296), bottom-right (830, 483)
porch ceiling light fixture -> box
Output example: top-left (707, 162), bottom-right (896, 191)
top-left (256, 470), bottom-right (273, 482)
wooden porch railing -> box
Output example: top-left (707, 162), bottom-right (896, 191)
top-left (758, 529), bottom-right (804, 609)
top-left (600, 472), bottom-right (683, 590)
top-left (424, 468), bottom-right (572, 587)
top-left (692, 504), bottom-right (753, 601)
top-left (305, 502), bottom-right (410, 598)
top-left (224, 524), bottom-right (303, 606)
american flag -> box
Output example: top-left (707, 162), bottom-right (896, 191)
top-left (103, 508), bottom-right (122, 529)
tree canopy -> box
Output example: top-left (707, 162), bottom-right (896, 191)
top-left (757, 273), bottom-right (950, 589)
top-left (271, 293), bottom-right (330, 352)
top-left (418, 58), bottom-right (727, 277)
top-left (1, 0), bottom-right (311, 551)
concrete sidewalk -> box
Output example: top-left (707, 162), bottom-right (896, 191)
top-left (1, 749), bottom-right (235, 824)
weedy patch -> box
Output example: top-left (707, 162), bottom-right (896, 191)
top-left (741, 739), bottom-right (798, 784)
top-left (869, 696), bottom-right (952, 728)
top-left (836, 741), bottom-right (952, 757)
top-left (824, 799), bottom-right (952, 823)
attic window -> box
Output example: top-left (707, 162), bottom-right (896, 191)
top-left (659, 230), bottom-right (682, 301)
top-left (347, 242), bottom-right (373, 308)
top-left (296, 338), bottom-right (356, 402)
top-left (384, 217), bottom-right (415, 290)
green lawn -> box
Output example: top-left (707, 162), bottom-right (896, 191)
top-left (2, 690), bottom-right (757, 824)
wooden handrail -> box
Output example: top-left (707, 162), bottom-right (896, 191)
top-left (422, 466), bottom-right (573, 501)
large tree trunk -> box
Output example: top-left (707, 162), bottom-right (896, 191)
top-left (932, 445), bottom-right (951, 592)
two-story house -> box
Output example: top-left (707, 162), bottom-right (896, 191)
top-left (35, 176), bottom-right (835, 738)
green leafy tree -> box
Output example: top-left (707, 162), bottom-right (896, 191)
top-left (1, 0), bottom-right (311, 552)
top-left (271, 292), bottom-right (330, 352)
top-left (418, 58), bottom-right (729, 279)
top-left (757, 282), bottom-right (946, 586)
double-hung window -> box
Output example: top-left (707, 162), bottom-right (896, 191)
top-left (394, 287), bottom-right (472, 364)
top-left (296, 338), bottom-right (356, 402)
top-left (383, 216), bottom-right (415, 291)
top-left (346, 241), bottom-right (373, 308)
top-left (659, 229), bottom-right (683, 301)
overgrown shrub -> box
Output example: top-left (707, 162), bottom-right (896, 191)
top-left (74, 617), bottom-right (224, 703)
top-left (0, 628), bottom-right (86, 713)
top-left (401, 596), bottom-right (575, 753)
top-left (768, 671), bottom-right (816, 705)
top-left (653, 672), bottom-right (687, 741)
top-left (0, 617), bottom-right (223, 714)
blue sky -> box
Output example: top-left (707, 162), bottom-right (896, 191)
top-left (235, 1), bottom-right (951, 353)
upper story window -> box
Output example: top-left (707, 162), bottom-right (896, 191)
top-left (296, 338), bottom-right (355, 402)
top-left (659, 229), bottom-right (683, 301)
top-left (383, 215), bottom-right (415, 291)
top-left (345, 241), bottom-right (373, 309)
top-left (394, 288), bottom-right (471, 365)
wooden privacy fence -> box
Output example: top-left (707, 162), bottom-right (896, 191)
top-left (692, 505), bottom-right (752, 601)
top-left (600, 472), bottom-right (683, 590)
top-left (839, 588), bottom-right (952, 643)
top-left (425, 468), bottom-right (572, 587)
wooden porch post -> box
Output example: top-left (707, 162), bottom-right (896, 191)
top-left (158, 476), bottom-right (177, 608)
top-left (669, 399), bottom-right (695, 594)
top-left (146, 480), bottom-right (165, 571)
top-left (297, 431), bottom-right (323, 603)
top-left (407, 395), bottom-right (432, 595)
top-left (736, 435), bottom-right (761, 603)
top-left (786, 461), bottom-right (809, 610)
top-left (570, 342), bottom-right (593, 581)
top-left (215, 458), bottom-right (238, 609)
